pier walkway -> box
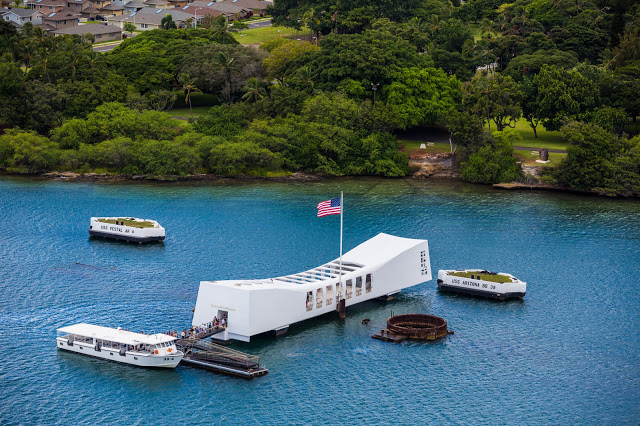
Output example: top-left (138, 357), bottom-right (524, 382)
top-left (175, 327), bottom-right (267, 379)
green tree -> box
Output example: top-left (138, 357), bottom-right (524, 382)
top-left (178, 73), bottom-right (202, 119)
top-left (262, 41), bottom-right (318, 84)
top-left (383, 67), bottom-right (462, 129)
top-left (533, 65), bottom-right (600, 131)
top-left (180, 44), bottom-right (265, 103)
top-left (241, 77), bottom-right (266, 102)
top-left (520, 76), bottom-right (541, 138)
top-left (303, 29), bottom-right (429, 92)
top-left (193, 105), bottom-right (248, 138)
top-left (216, 51), bottom-right (235, 104)
top-left (161, 14), bottom-right (177, 30)
top-left (460, 130), bottom-right (523, 184)
top-left (463, 74), bottom-right (523, 131)
top-left (554, 122), bottom-right (623, 191)
top-left (212, 15), bottom-right (235, 44)
top-left (123, 22), bottom-right (136, 36)
top-left (0, 128), bottom-right (60, 172)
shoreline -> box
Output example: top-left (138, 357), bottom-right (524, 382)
top-left (4, 170), bottom-right (325, 183)
top-left (1, 170), bottom-right (637, 199)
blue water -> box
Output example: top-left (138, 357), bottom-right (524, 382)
top-left (0, 176), bottom-right (639, 424)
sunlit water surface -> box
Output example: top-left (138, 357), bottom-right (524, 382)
top-left (0, 177), bottom-right (638, 424)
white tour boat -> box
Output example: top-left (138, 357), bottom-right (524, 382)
top-left (192, 233), bottom-right (432, 342)
top-left (89, 217), bottom-right (165, 243)
top-left (56, 323), bottom-right (183, 368)
top-left (437, 269), bottom-right (526, 300)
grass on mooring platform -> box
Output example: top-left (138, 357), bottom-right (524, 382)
top-left (98, 218), bottom-right (156, 228)
top-left (448, 271), bottom-right (514, 283)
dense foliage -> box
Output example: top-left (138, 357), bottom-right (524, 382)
top-left (0, 0), bottom-right (639, 193)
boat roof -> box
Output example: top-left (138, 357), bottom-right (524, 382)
top-left (206, 233), bottom-right (427, 287)
top-left (58, 323), bottom-right (176, 345)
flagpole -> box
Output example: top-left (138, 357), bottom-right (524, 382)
top-left (339, 191), bottom-right (343, 298)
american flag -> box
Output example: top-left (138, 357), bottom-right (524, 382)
top-left (317, 197), bottom-right (341, 217)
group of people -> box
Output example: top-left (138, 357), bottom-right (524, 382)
top-left (164, 315), bottom-right (227, 340)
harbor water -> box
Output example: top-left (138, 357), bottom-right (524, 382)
top-left (0, 177), bottom-right (639, 424)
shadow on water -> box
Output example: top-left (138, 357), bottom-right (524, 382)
top-left (56, 350), bottom-right (183, 391)
top-left (230, 292), bottom-right (436, 353)
top-left (88, 236), bottom-right (166, 248)
top-left (436, 289), bottom-right (527, 305)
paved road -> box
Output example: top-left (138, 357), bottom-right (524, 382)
top-left (514, 146), bottom-right (566, 153)
top-left (93, 42), bottom-right (122, 53)
top-left (247, 19), bottom-right (272, 29)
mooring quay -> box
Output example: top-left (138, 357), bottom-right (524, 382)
top-left (175, 327), bottom-right (268, 379)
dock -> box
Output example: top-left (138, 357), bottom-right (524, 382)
top-left (176, 337), bottom-right (268, 379)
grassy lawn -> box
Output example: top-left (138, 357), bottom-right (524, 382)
top-left (234, 25), bottom-right (308, 44)
top-left (514, 150), bottom-right (566, 167)
top-left (98, 218), bottom-right (156, 228)
top-left (448, 271), bottom-right (514, 283)
top-left (398, 140), bottom-right (452, 155)
top-left (468, 23), bottom-right (498, 42)
top-left (486, 120), bottom-right (567, 150)
top-left (169, 106), bottom-right (211, 119)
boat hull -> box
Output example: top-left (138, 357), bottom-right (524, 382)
top-left (56, 338), bottom-right (182, 368)
top-left (437, 282), bottom-right (525, 300)
top-left (89, 230), bottom-right (165, 243)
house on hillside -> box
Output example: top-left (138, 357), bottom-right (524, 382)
top-left (107, 8), bottom-right (191, 30)
top-left (179, 4), bottom-right (223, 22)
top-left (122, 1), bottom-right (143, 13)
top-left (25, 0), bottom-right (67, 13)
top-left (99, 2), bottom-right (122, 15)
top-left (0, 7), bottom-right (45, 25)
top-left (65, 0), bottom-right (90, 12)
top-left (142, 0), bottom-right (169, 8)
top-left (219, 0), bottom-right (270, 16)
top-left (52, 21), bottom-right (120, 40)
top-left (166, 0), bottom-right (188, 8)
top-left (41, 8), bottom-right (79, 29)
top-left (189, 1), bottom-right (246, 20)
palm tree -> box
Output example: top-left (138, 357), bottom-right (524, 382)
top-left (19, 39), bottom-right (38, 72)
top-left (0, 36), bottom-right (16, 60)
top-left (295, 64), bottom-right (316, 93)
top-left (241, 77), bottom-right (266, 102)
top-left (179, 73), bottom-right (202, 119)
top-left (161, 14), bottom-right (177, 30)
top-left (302, 7), bottom-right (320, 39)
top-left (428, 15), bottom-right (441, 38)
top-left (64, 38), bottom-right (84, 81)
top-left (34, 45), bottom-right (51, 83)
top-left (480, 18), bottom-right (494, 39)
top-left (216, 51), bottom-right (235, 104)
top-left (86, 50), bottom-right (104, 81)
top-left (213, 16), bottom-right (236, 44)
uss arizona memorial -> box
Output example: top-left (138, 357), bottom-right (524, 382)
top-left (192, 233), bottom-right (432, 342)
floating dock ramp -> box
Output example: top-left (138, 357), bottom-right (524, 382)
top-left (176, 338), bottom-right (267, 379)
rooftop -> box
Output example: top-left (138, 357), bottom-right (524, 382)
top-left (53, 23), bottom-right (120, 34)
top-left (206, 233), bottom-right (426, 288)
top-left (58, 323), bottom-right (176, 346)
top-left (43, 10), bottom-right (79, 20)
top-left (189, 1), bottom-right (246, 13)
top-left (219, 0), bottom-right (270, 10)
top-left (1, 7), bottom-right (44, 16)
top-left (100, 3), bottom-right (124, 9)
top-left (25, 0), bottom-right (67, 6)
